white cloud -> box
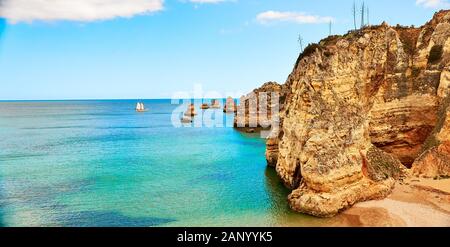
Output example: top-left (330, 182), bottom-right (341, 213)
top-left (0, 0), bottom-right (164, 23)
top-left (416, 0), bottom-right (450, 8)
top-left (256, 11), bottom-right (333, 25)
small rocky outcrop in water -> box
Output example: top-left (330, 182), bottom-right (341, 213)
top-left (223, 97), bottom-right (237, 113)
top-left (200, 103), bottom-right (210, 110)
top-left (234, 81), bottom-right (284, 132)
top-left (211, 99), bottom-right (221, 109)
top-left (241, 10), bottom-right (450, 217)
top-left (184, 104), bottom-right (197, 117)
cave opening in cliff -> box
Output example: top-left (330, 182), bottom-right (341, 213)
top-left (292, 160), bottom-right (303, 189)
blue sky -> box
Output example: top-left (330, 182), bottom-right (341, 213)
top-left (0, 0), bottom-right (446, 100)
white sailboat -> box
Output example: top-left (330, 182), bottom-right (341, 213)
top-left (136, 102), bottom-right (147, 112)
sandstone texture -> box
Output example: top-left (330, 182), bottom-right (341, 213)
top-left (249, 11), bottom-right (450, 217)
top-left (412, 96), bottom-right (450, 178)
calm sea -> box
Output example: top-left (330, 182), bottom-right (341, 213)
top-left (0, 100), bottom-right (329, 227)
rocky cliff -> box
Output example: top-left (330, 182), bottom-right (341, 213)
top-left (248, 10), bottom-right (450, 217)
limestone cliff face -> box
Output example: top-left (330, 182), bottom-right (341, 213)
top-left (270, 11), bottom-right (450, 217)
top-left (411, 96), bottom-right (450, 178)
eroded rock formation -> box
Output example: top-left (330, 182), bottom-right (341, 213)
top-left (211, 99), bottom-right (221, 109)
top-left (412, 96), bottom-right (450, 178)
top-left (245, 11), bottom-right (450, 217)
top-left (184, 104), bottom-right (197, 117)
top-left (234, 81), bottom-right (284, 131)
top-left (223, 97), bottom-right (237, 113)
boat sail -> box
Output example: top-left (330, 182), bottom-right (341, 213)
top-left (136, 102), bottom-right (146, 112)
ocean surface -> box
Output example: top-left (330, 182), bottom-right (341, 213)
top-left (0, 100), bottom-right (329, 227)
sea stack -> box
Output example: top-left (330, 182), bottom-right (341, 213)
top-left (244, 10), bottom-right (450, 217)
top-left (223, 97), bottom-right (237, 113)
top-left (233, 81), bottom-right (283, 132)
top-left (211, 99), bottom-right (221, 109)
top-left (200, 103), bottom-right (210, 110)
top-left (184, 103), bottom-right (197, 117)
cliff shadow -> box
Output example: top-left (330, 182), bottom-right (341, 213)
top-left (263, 167), bottom-right (292, 214)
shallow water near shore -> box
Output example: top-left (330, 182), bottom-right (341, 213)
top-left (0, 99), bottom-right (334, 227)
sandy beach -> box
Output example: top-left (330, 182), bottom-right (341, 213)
top-left (340, 178), bottom-right (450, 227)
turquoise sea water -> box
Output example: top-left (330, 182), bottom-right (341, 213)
top-left (0, 100), bottom-right (329, 227)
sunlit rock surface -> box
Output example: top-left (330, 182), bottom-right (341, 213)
top-left (245, 11), bottom-right (450, 217)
